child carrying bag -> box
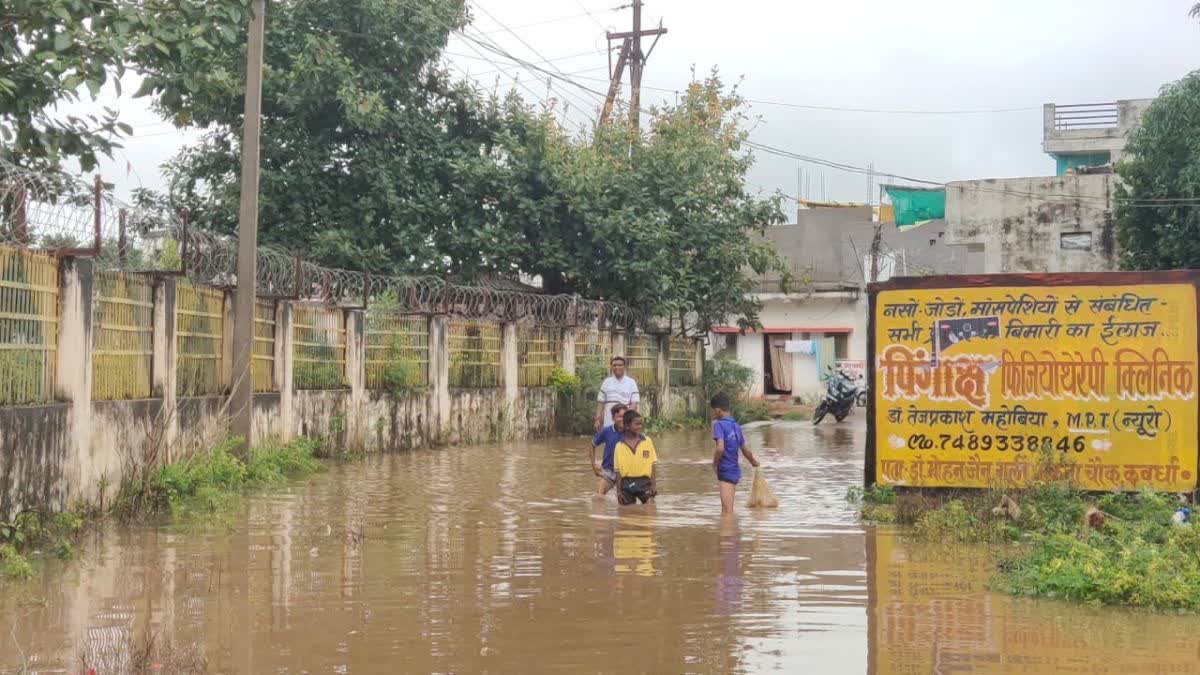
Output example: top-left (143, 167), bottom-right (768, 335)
top-left (746, 468), bottom-right (778, 508)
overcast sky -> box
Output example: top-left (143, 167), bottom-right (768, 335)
top-left (83, 0), bottom-right (1200, 211)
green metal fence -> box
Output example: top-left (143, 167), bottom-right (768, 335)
top-left (293, 304), bottom-right (346, 390)
top-left (93, 270), bottom-right (154, 400)
top-left (0, 245), bottom-right (58, 405)
top-left (448, 320), bottom-right (501, 388)
top-left (518, 325), bottom-right (560, 387)
top-left (365, 312), bottom-right (429, 391)
top-left (176, 281), bottom-right (224, 396)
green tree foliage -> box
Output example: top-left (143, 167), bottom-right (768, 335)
top-left (153, 0), bottom-right (516, 275)
top-left (490, 76), bottom-right (785, 333)
top-left (1116, 72), bottom-right (1200, 270)
top-left (0, 0), bottom-right (250, 169)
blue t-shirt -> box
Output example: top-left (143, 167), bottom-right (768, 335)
top-left (713, 416), bottom-right (745, 474)
top-left (592, 425), bottom-right (623, 472)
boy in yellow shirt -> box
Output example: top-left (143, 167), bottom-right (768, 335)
top-left (614, 410), bottom-right (657, 505)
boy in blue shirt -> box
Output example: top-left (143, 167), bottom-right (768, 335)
top-left (711, 393), bottom-right (760, 514)
top-left (589, 403), bottom-right (628, 495)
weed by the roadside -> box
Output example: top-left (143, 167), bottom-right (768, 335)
top-left (0, 509), bottom-right (85, 579)
top-left (644, 414), bottom-right (707, 434)
top-left (0, 544), bottom-right (33, 580)
top-left (118, 436), bottom-right (324, 518)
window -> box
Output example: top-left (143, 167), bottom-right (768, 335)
top-left (834, 333), bottom-right (849, 359)
top-left (1061, 232), bottom-right (1093, 251)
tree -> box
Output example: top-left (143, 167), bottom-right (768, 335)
top-left (489, 75), bottom-right (785, 334)
top-left (1115, 72), bottom-right (1200, 270)
top-left (0, 0), bottom-right (250, 170)
top-left (153, 0), bottom-right (523, 276)
top-left (149, 0), bottom-right (782, 330)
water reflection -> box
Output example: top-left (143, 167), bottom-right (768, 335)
top-left (3, 421), bottom-right (1200, 673)
top-left (866, 528), bottom-right (1200, 674)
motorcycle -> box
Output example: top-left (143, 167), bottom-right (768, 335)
top-left (813, 366), bottom-right (858, 425)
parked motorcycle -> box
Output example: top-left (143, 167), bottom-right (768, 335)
top-left (813, 366), bottom-right (858, 425)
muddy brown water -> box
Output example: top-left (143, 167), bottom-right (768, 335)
top-left (4, 421), bottom-right (1200, 673)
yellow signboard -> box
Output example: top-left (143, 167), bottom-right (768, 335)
top-left (872, 279), bottom-right (1199, 491)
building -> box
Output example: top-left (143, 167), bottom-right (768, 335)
top-left (944, 99), bottom-right (1153, 273)
top-left (712, 206), bottom-right (977, 401)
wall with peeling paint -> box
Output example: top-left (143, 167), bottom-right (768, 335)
top-left (944, 174), bottom-right (1118, 274)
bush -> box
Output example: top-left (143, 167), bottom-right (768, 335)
top-left (382, 357), bottom-right (424, 395)
top-left (912, 499), bottom-right (1016, 543)
top-left (702, 355), bottom-right (754, 403)
top-left (556, 358), bottom-right (609, 435)
top-left (0, 544), bottom-right (32, 580)
top-left (732, 399), bottom-right (770, 423)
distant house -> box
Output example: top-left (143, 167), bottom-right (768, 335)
top-left (712, 206), bottom-right (980, 402)
top-left (944, 99), bottom-right (1153, 273)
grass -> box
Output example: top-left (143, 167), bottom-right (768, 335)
top-left (120, 436), bottom-right (323, 517)
top-left (852, 463), bottom-right (1200, 610)
top-left (0, 510), bottom-right (85, 580)
top-left (644, 413), bottom-right (708, 434)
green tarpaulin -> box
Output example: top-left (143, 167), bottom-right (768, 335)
top-left (884, 187), bottom-right (945, 230)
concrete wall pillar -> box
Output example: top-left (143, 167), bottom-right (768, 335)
top-left (220, 289), bottom-right (234, 392)
top-left (656, 334), bottom-right (670, 416)
top-left (152, 275), bottom-right (179, 456)
top-left (612, 332), bottom-right (626, 360)
top-left (344, 309), bottom-right (366, 448)
top-left (429, 315), bottom-right (451, 438)
top-left (694, 337), bottom-right (705, 386)
top-left (501, 322), bottom-right (519, 402)
top-left (561, 326), bottom-right (577, 374)
top-left (275, 302), bottom-right (294, 441)
top-left (55, 257), bottom-right (94, 507)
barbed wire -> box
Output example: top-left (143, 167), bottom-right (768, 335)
top-left (0, 160), bottom-right (645, 330)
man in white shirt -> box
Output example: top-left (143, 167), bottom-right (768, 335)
top-left (594, 356), bottom-right (640, 432)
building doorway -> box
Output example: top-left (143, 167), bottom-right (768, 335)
top-left (763, 334), bottom-right (793, 395)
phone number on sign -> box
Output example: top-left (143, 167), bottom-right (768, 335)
top-left (907, 433), bottom-right (1086, 453)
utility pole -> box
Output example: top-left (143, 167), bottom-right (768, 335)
top-left (869, 223), bottom-right (883, 283)
top-left (231, 0), bottom-right (268, 449)
top-left (598, 39), bottom-right (630, 127)
top-left (600, 2), bottom-right (666, 131)
top-left (629, 0), bottom-right (643, 131)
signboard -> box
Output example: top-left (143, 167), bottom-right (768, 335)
top-left (785, 340), bottom-right (814, 355)
top-left (837, 359), bottom-right (866, 381)
top-left (868, 273), bottom-right (1200, 491)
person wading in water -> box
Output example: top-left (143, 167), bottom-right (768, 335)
top-left (594, 356), bottom-right (640, 433)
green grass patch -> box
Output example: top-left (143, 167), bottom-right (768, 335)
top-left (118, 437), bottom-right (323, 518)
top-left (0, 509), bottom-right (85, 580)
top-left (644, 413), bottom-right (708, 434)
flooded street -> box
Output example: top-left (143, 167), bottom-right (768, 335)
top-left (5, 421), bottom-right (1200, 673)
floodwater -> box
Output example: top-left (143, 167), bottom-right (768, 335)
top-left (4, 422), bottom-right (1200, 673)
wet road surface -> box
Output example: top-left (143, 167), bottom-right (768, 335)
top-left (4, 421), bottom-right (1200, 673)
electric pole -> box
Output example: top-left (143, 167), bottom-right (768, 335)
top-left (598, 39), bottom-right (630, 127)
top-left (629, 0), bottom-right (643, 131)
top-left (869, 224), bottom-right (883, 283)
top-left (231, 0), bottom-right (267, 449)
top-left (599, 1), bottom-right (666, 131)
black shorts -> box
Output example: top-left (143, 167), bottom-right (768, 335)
top-left (619, 477), bottom-right (654, 504)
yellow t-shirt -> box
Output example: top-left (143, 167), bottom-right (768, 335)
top-left (615, 437), bottom-right (658, 478)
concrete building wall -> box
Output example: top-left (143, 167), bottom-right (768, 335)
top-left (944, 174), bottom-right (1117, 273)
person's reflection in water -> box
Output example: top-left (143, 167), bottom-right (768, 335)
top-left (588, 497), bottom-right (618, 579)
top-left (613, 504), bottom-right (658, 577)
top-left (715, 514), bottom-right (743, 616)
